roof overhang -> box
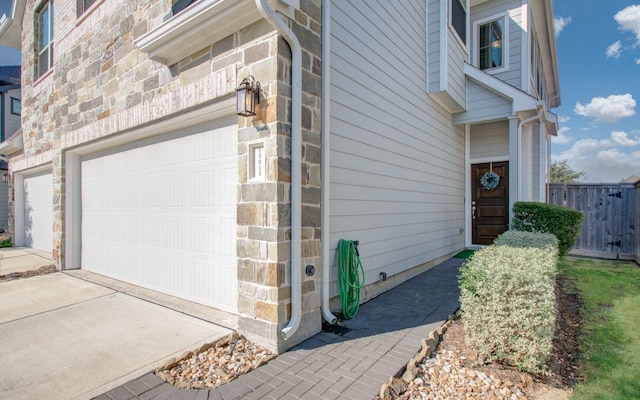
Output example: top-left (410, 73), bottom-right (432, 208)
top-left (461, 64), bottom-right (558, 135)
top-left (136, 0), bottom-right (298, 66)
top-left (531, 0), bottom-right (560, 108)
top-left (0, 128), bottom-right (23, 156)
top-left (464, 63), bottom-right (538, 113)
top-left (0, 0), bottom-right (26, 50)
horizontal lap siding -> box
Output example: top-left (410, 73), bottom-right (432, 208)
top-left (463, 80), bottom-right (512, 123)
top-left (427, 0), bottom-right (441, 93)
top-left (446, 31), bottom-right (467, 107)
top-left (470, 121), bottom-right (509, 160)
top-left (330, 1), bottom-right (465, 296)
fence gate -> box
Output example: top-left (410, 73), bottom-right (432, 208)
top-left (548, 183), bottom-right (636, 260)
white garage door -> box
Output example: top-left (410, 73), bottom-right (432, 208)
top-left (81, 121), bottom-right (238, 313)
top-left (22, 170), bottom-right (54, 252)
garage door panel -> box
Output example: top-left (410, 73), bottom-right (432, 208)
top-left (22, 171), bottom-right (53, 252)
top-left (81, 122), bottom-right (238, 313)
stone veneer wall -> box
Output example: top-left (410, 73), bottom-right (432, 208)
top-left (11, 0), bottom-right (323, 352)
top-left (237, 0), bottom-right (323, 352)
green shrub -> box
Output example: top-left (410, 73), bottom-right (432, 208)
top-left (459, 244), bottom-right (558, 374)
top-left (0, 237), bottom-right (11, 248)
top-left (494, 230), bottom-right (559, 252)
top-left (511, 201), bottom-right (584, 257)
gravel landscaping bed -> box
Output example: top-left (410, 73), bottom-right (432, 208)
top-left (0, 265), bottom-right (58, 282)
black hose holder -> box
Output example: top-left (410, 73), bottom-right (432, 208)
top-left (305, 265), bottom-right (316, 276)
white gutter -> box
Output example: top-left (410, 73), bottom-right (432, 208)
top-left (254, 0), bottom-right (303, 340)
top-left (320, 0), bottom-right (337, 325)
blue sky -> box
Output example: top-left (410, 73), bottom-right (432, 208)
top-left (1, 1), bottom-right (638, 182)
top-left (553, 1), bottom-right (640, 182)
top-left (0, 2), bottom-right (21, 65)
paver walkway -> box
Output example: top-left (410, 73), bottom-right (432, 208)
top-left (95, 257), bottom-right (463, 400)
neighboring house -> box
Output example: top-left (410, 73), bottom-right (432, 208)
top-left (0, 65), bottom-right (21, 231)
top-left (0, 0), bottom-right (559, 352)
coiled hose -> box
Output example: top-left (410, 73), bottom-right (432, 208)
top-left (337, 239), bottom-right (365, 319)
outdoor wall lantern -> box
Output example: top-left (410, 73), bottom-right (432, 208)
top-left (1, 173), bottom-right (8, 183)
top-left (236, 75), bottom-right (260, 117)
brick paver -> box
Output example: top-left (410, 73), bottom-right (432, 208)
top-left (97, 258), bottom-right (463, 400)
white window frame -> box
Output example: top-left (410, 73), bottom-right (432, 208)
top-left (449, 0), bottom-right (469, 49)
top-left (473, 12), bottom-right (509, 74)
top-left (35, 0), bottom-right (54, 79)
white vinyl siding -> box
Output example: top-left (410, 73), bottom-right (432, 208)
top-left (447, 28), bottom-right (467, 107)
top-left (330, 1), bottom-right (465, 297)
top-left (426, 0), bottom-right (467, 111)
top-left (532, 126), bottom-right (540, 200)
top-left (427, 0), bottom-right (441, 94)
top-left (456, 79), bottom-right (512, 124)
top-left (3, 89), bottom-right (21, 139)
top-left (80, 121), bottom-right (238, 312)
top-left (470, 121), bottom-right (509, 160)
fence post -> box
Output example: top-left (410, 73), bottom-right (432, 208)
top-left (636, 179), bottom-right (640, 265)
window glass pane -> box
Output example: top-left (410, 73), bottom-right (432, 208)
top-left (38, 5), bottom-right (49, 49)
top-left (479, 19), bottom-right (502, 70)
top-left (36, 1), bottom-right (53, 77)
top-left (11, 98), bottom-right (21, 115)
top-left (84, 0), bottom-right (98, 10)
top-left (451, 0), bottom-right (466, 45)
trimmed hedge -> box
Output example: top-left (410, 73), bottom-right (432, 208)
top-left (494, 230), bottom-right (559, 251)
top-left (511, 201), bottom-right (584, 257)
top-left (459, 240), bottom-right (558, 374)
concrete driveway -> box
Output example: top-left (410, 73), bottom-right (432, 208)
top-left (0, 255), bottom-right (234, 400)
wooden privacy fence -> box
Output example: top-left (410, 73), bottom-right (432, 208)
top-left (548, 183), bottom-right (637, 260)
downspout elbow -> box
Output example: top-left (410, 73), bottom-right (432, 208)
top-left (254, 0), bottom-right (303, 341)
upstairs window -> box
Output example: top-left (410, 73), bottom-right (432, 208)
top-left (172, 0), bottom-right (199, 15)
top-left (78, 0), bottom-right (99, 16)
top-left (36, 1), bottom-right (54, 79)
top-left (10, 98), bottom-right (21, 115)
top-left (451, 0), bottom-right (467, 45)
top-left (478, 19), bottom-right (503, 70)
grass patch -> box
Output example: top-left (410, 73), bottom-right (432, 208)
top-left (558, 257), bottom-right (640, 399)
top-left (453, 249), bottom-right (476, 260)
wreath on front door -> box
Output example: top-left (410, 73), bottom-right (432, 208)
top-left (480, 170), bottom-right (500, 191)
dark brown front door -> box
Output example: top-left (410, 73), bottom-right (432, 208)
top-left (472, 162), bottom-right (509, 245)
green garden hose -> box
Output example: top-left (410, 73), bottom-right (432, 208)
top-left (337, 239), bottom-right (365, 319)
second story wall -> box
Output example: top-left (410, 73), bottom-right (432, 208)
top-left (470, 0), bottom-right (525, 91)
top-left (18, 0), bottom-right (269, 160)
top-left (1, 87), bottom-right (21, 141)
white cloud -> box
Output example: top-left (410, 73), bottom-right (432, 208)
top-left (611, 130), bottom-right (640, 146)
top-left (574, 94), bottom-right (636, 122)
top-left (554, 16), bottom-right (572, 37)
top-left (606, 41), bottom-right (622, 59)
top-left (636, 58), bottom-right (640, 64)
top-left (554, 131), bottom-right (640, 182)
top-left (615, 4), bottom-right (640, 44)
top-left (552, 126), bottom-right (571, 144)
top-left (557, 115), bottom-right (571, 123)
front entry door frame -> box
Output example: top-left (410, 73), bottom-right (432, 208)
top-left (468, 160), bottom-right (510, 246)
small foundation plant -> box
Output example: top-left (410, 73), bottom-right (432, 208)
top-left (459, 231), bottom-right (559, 374)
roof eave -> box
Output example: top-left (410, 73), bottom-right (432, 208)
top-left (0, 0), bottom-right (26, 50)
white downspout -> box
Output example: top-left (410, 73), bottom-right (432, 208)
top-left (254, 0), bottom-right (302, 341)
top-left (321, 0), bottom-right (337, 325)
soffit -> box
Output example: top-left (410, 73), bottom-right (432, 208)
top-left (136, 0), bottom-right (298, 66)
